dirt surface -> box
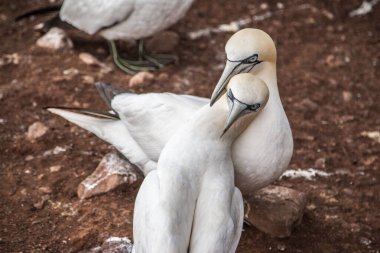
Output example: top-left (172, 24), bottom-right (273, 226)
top-left (1, 0), bottom-right (379, 252)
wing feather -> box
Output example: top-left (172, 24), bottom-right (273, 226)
top-left (111, 92), bottom-right (208, 161)
top-left (60, 0), bottom-right (135, 35)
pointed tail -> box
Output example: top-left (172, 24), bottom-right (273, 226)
top-left (46, 107), bottom-right (156, 175)
top-left (46, 107), bottom-right (122, 143)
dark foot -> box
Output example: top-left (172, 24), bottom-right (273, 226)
top-left (108, 41), bottom-right (157, 74)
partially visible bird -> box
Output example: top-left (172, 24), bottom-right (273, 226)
top-left (47, 28), bottom-right (293, 196)
top-left (132, 73), bottom-right (269, 253)
top-left (16, 0), bottom-right (194, 73)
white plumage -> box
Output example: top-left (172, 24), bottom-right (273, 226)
top-left (48, 28), bottom-right (293, 196)
top-left (132, 74), bottom-right (269, 252)
top-left (60, 0), bottom-right (194, 41)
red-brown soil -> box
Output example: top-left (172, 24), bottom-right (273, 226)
top-left (0, 0), bottom-right (379, 252)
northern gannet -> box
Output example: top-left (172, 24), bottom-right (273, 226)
top-left (47, 28), bottom-right (293, 196)
top-left (132, 73), bottom-right (269, 253)
top-left (17, 0), bottom-right (194, 73)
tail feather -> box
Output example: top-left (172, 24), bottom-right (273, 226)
top-left (46, 107), bottom-right (156, 175)
top-left (15, 4), bottom-right (62, 21)
top-left (46, 106), bottom-right (119, 120)
top-left (46, 107), bottom-right (120, 140)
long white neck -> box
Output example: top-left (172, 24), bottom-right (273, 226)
top-left (255, 62), bottom-right (281, 106)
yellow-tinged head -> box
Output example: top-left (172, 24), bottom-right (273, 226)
top-left (222, 73), bottom-right (269, 136)
top-left (211, 28), bottom-right (276, 106)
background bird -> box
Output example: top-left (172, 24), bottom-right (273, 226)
top-left (16, 0), bottom-right (194, 74)
top-left (132, 73), bottom-right (269, 253)
top-left (47, 28), bottom-right (293, 196)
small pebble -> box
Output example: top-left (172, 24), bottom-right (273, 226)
top-left (260, 3), bottom-right (269, 10)
top-left (129, 71), bottom-right (154, 88)
top-left (277, 243), bottom-right (286, 252)
top-left (360, 237), bottom-right (372, 246)
top-left (26, 122), bottom-right (48, 142)
top-left (0, 13), bottom-right (8, 22)
top-left (50, 165), bottom-right (62, 172)
top-left (79, 52), bottom-right (100, 66)
top-left (38, 186), bottom-right (52, 194)
top-left (350, 223), bottom-right (361, 233)
top-left (276, 2), bottom-right (284, 9)
top-left (63, 68), bottom-right (79, 78)
top-left (342, 91), bottom-right (352, 102)
top-left (25, 155), bottom-right (34, 161)
top-left (20, 188), bottom-right (27, 195)
top-left (342, 188), bottom-right (353, 196)
top-left (361, 131), bottom-right (380, 143)
top-left (82, 75), bottom-right (95, 84)
top-left (0, 53), bottom-right (21, 66)
top-left (306, 203), bottom-right (316, 211)
top-left (314, 158), bottom-right (326, 169)
top-left (33, 195), bottom-right (50, 210)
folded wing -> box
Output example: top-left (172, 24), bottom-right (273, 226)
top-left (60, 0), bottom-right (135, 35)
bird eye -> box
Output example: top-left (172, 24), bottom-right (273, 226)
top-left (242, 54), bottom-right (259, 64)
top-left (248, 103), bottom-right (261, 111)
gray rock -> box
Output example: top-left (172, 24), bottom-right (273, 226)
top-left (77, 152), bottom-right (140, 200)
top-left (36, 27), bottom-right (73, 50)
top-left (245, 185), bottom-right (307, 238)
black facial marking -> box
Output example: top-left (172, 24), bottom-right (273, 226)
top-left (228, 89), bottom-right (261, 112)
top-left (222, 54), bottom-right (262, 88)
top-left (227, 89), bottom-right (235, 102)
top-left (241, 54), bottom-right (259, 64)
top-left (227, 53), bottom-right (262, 65)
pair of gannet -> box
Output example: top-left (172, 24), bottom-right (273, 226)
top-left (48, 28), bottom-right (293, 197)
top-left (132, 74), bottom-right (269, 252)
top-left (18, 0), bottom-right (194, 73)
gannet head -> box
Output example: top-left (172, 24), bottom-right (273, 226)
top-left (211, 28), bottom-right (276, 106)
top-left (222, 73), bottom-right (269, 136)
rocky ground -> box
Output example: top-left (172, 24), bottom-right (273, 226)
top-left (0, 0), bottom-right (379, 252)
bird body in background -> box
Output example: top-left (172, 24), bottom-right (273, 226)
top-left (48, 28), bottom-right (293, 196)
top-left (132, 74), bottom-right (269, 253)
top-left (60, 0), bottom-right (193, 41)
top-left (16, 0), bottom-right (194, 73)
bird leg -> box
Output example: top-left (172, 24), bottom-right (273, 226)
top-left (108, 40), bottom-right (177, 74)
top-left (138, 40), bottom-right (178, 68)
top-left (108, 40), bottom-right (157, 74)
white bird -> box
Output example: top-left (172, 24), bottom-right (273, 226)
top-left (17, 0), bottom-right (194, 73)
top-left (60, 0), bottom-right (193, 42)
top-left (132, 73), bottom-right (269, 253)
top-left (47, 28), bottom-right (293, 196)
